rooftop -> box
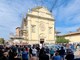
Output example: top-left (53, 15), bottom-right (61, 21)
top-left (62, 31), bottom-right (80, 36)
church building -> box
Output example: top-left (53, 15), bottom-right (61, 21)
top-left (20, 6), bottom-right (55, 44)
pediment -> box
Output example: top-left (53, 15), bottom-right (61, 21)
top-left (31, 6), bottom-right (51, 14)
top-left (27, 6), bottom-right (54, 20)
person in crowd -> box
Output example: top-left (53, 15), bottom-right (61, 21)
top-left (70, 44), bottom-right (74, 51)
top-left (29, 47), bottom-right (32, 58)
top-left (9, 49), bottom-right (16, 60)
top-left (56, 48), bottom-right (60, 54)
top-left (45, 46), bottom-right (50, 57)
top-left (22, 48), bottom-right (28, 60)
top-left (50, 48), bottom-right (55, 58)
top-left (13, 52), bottom-right (21, 60)
top-left (26, 47), bottom-right (29, 52)
top-left (31, 47), bottom-right (37, 60)
top-left (39, 48), bottom-right (49, 60)
top-left (17, 46), bottom-right (22, 59)
top-left (0, 49), bottom-right (4, 60)
top-left (11, 45), bottom-right (17, 53)
top-left (41, 51), bottom-right (49, 60)
top-left (65, 51), bottom-right (74, 60)
top-left (32, 47), bottom-right (37, 56)
top-left (39, 48), bottom-right (45, 60)
top-left (17, 45), bottom-right (21, 53)
top-left (36, 45), bottom-right (40, 57)
top-left (2, 51), bottom-right (8, 60)
top-left (59, 47), bottom-right (65, 60)
top-left (52, 52), bottom-right (61, 60)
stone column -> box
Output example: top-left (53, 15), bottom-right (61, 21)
top-left (27, 19), bottom-right (31, 43)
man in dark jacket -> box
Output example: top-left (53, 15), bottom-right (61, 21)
top-left (65, 51), bottom-right (74, 60)
top-left (39, 51), bottom-right (49, 60)
top-left (39, 48), bottom-right (49, 60)
top-left (59, 47), bottom-right (65, 60)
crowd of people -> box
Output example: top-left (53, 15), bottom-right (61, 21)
top-left (0, 43), bottom-right (79, 60)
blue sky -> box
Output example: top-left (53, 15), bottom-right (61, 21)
top-left (0, 0), bottom-right (80, 40)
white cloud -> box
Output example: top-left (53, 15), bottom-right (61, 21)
top-left (0, 0), bottom-right (35, 39)
top-left (53, 0), bottom-right (80, 33)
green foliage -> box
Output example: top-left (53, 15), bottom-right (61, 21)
top-left (0, 38), bottom-right (4, 44)
top-left (56, 36), bottom-right (70, 43)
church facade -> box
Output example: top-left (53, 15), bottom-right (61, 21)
top-left (21, 7), bottom-right (55, 44)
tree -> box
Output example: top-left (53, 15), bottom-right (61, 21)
top-left (56, 36), bottom-right (70, 43)
top-left (0, 38), bottom-right (5, 44)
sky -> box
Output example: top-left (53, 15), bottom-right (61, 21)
top-left (0, 0), bottom-right (80, 40)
